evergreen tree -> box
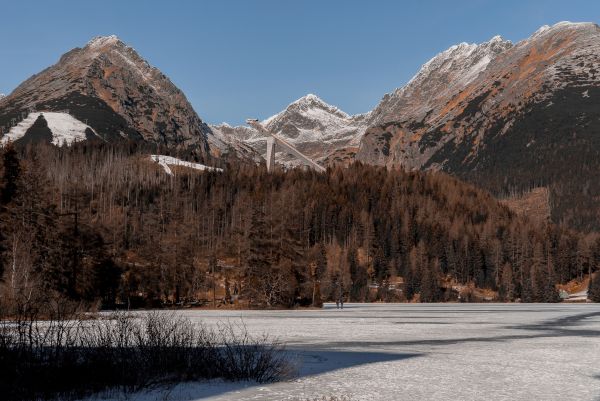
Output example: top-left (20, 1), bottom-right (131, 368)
top-left (588, 273), bottom-right (600, 302)
top-left (348, 245), bottom-right (367, 301)
top-left (1, 143), bottom-right (20, 205)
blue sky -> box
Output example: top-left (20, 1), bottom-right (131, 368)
top-left (1, 0), bottom-right (600, 125)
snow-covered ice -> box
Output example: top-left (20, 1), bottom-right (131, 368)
top-left (150, 155), bottom-right (223, 175)
top-left (85, 303), bottom-right (600, 401)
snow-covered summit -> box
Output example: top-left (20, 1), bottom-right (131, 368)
top-left (530, 21), bottom-right (597, 39)
top-left (369, 34), bottom-right (512, 124)
top-left (0, 94), bottom-right (5, 100)
top-left (264, 94), bottom-right (352, 126)
top-left (209, 93), bottom-right (369, 166)
top-left (285, 93), bottom-right (348, 116)
top-left (404, 34), bottom-right (512, 92)
top-left (86, 35), bottom-right (122, 49)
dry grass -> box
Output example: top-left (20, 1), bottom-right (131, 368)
top-left (500, 187), bottom-right (550, 225)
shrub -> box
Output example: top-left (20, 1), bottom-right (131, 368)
top-left (0, 311), bottom-right (292, 401)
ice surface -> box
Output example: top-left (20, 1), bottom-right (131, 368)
top-left (85, 303), bottom-right (600, 401)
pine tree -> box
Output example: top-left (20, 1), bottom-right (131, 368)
top-left (1, 143), bottom-right (20, 205)
top-left (0, 144), bottom-right (22, 277)
top-left (420, 259), bottom-right (442, 303)
top-left (588, 273), bottom-right (600, 302)
top-left (308, 243), bottom-right (327, 307)
top-left (348, 245), bottom-right (367, 301)
top-left (243, 205), bottom-right (275, 306)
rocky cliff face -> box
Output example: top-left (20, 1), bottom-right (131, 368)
top-left (0, 36), bottom-right (210, 157)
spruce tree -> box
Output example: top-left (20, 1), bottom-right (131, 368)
top-left (588, 273), bottom-right (600, 302)
top-left (1, 143), bottom-right (20, 205)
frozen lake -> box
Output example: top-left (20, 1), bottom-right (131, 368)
top-left (97, 303), bottom-right (600, 401)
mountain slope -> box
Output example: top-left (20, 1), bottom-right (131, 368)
top-left (0, 35), bottom-right (210, 157)
top-left (356, 21), bottom-right (600, 230)
top-left (368, 35), bottom-right (513, 127)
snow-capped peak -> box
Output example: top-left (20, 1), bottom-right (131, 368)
top-left (532, 25), bottom-right (551, 37)
top-left (0, 94), bottom-right (5, 100)
top-left (402, 34), bottom-right (512, 92)
top-left (86, 35), bottom-right (121, 49)
top-left (287, 94), bottom-right (349, 117)
top-left (262, 94), bottom-right (349, 126)
top-left (295, 93), bottom-right (323, 104)
top-left (488, 35), bottom-right (505, 43)
top-left (531, 21), bottom-right (597, 39)
top-left (289, 93), bottom-right (329, 108)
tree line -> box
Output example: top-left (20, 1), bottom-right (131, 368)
top-left (0, 142), bottom-right (598, 308)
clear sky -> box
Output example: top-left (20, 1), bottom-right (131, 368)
top-left (1, 0), bottom-right (600, 125)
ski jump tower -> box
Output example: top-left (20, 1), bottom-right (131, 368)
top-left (246, 119), bottom-right (326, 173)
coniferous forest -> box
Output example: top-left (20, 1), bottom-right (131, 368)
top-left (0, 142), bottom-right (597, 309)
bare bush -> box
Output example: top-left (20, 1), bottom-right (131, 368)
top-left (0, 310), bottom-right (292, 401)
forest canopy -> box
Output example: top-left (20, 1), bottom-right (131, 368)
top-left (0, 142), bottom-right (597, 309)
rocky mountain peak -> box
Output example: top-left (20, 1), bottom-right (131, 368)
top-left (0, 36), bottom-right (210, 157)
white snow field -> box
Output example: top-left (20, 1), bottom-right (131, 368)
top-left (1, 112), bottom-right (97, 146)
top-left (150, 155), bottom-right (223, 175)
top-left (87, 304), bottom-right (600, 401)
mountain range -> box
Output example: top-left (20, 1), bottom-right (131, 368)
top-left (2, 21), bottom-right (600, 229)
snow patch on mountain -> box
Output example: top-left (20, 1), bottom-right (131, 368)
top-left (1, 112), bottom-right (97, 146)
top-left (1, 113), bottom-right (39, 144)
top-left (44, 112), bottom-right (97, 146)
top-left (150, 155), bottom-right (222, 175)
